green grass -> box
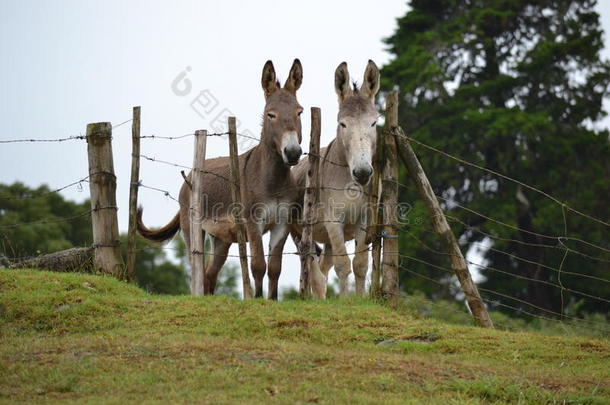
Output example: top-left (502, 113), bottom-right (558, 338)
top-left (1, 269), bottom-right (608, 404)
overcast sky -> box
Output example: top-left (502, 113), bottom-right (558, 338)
top-left (2, 1), bottom-right (610, 297)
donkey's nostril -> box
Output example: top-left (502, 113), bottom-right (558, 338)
top-left (353, 165), bottom-right (373, 184)
top-left (284, 146), bottom-right (302, 165)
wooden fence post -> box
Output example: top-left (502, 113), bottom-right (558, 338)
top-left (369, 125), bottom-right (384, 299)
top-left (190, 130), bottom-right (207, 296)
top-left (392, 122), bottom-right (494, 329)
top-left (299, 107), bottom-right (322, 299)
top-left (228, 117), bottom-right (253, 299)
top-left (381, 92), bottom-right (400, 306)
top-left (86, 122), bottom-right (124, 277)
top-left (126, 106), bottom-right (141, 283)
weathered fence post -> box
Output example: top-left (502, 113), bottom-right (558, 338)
top-left (392, 115), bottom-right (494, 329)
top-left (299, 107), bottom-right (323, 299)
top-left (369, 125), bottom-right (384, 299)
top-left (86, 122), bottom-right (124, 277)
top-left (228, 117), bottom-right (253, 299)
top-left (381, 92), bottom-right (400, 306)
top-left (126, 106), bottom-right (141, 283)
top-left (190, 130), bottom-right (207, 296)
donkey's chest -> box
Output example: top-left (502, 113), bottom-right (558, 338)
top-left (254, 199), bottom-right (295, 233)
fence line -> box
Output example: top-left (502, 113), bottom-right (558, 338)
top-left (122, 155), bottom-right (610, 290)
top-left (3, 107), bottom-right (608, 335)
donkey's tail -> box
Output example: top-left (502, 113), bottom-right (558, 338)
top-left (136, 206), bottom-right (181, 243)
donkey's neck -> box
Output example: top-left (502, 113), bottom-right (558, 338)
top-left (248, 139), bottom-right (292, 195)
top-left (326, 133), bottom-right (350, 171)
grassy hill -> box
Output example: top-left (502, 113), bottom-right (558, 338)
top-left (1, 269), bottom-right (608, 404)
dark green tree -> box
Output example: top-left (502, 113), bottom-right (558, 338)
top-left (382, 0), bottom-right (610, 316)
top-left (0, 182), bottom-right (92, 258)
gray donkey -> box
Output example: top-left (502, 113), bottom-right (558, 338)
top-left (137, 59), bottom-right (304, 300)
top-left (293, 60), bottom-right (380, 298)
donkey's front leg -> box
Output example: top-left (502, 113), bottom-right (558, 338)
top-left (267, 225), bottom-right (289, 300)
top-left (324, 223), bottom-right (351, 296)
top-left (246, 222), bottom-right (266, 298)
top-left (353, 224), bottom-right (369, 297)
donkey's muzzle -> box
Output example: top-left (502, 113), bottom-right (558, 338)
top-left (352, 165), bottom-right (373, 185)
top-left (284, 145), bottom-right (302, 166)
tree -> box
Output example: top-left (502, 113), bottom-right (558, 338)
top-left (382, 0), bottom-right (610, 316)
top-left (0, 182), bottom-right (92, 258)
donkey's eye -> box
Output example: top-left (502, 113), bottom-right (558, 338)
top-left (339, 122), bottom-right (347, 128)
top-left (371, 121), bottom-right (377, 127)
top-left (267, 113), bottom-right (277, 119)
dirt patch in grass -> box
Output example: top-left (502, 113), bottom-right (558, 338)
top-left (271, 319), bottom-right (311, 328)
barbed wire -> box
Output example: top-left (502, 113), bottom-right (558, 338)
top-left (139, 154), bottom-right (235, 185)
top-left (139, 131), bottom-right (228, 140)
top-left (436, 193), bottom-right (610, 254)
top-left (0, 135), bottom-right (86, 144)
top-left (397, 132), bottom-right (610, 229)
top-left (136, 178), bottom-right (373, 233)
top-left (391, 178), bottom-right (610, 256)
top-left (0, 118), bottom-right (132, 144)
top-left (0, 206), bottom-right (115, 230)
top-left (139, 153), bottom-right (372, 199)
top-left (112, 119), bottom-right (133, 129)
top-left (444, 214), bottom-right (610, 264)
top-left (398, 263), bottom-right (610, 334)
top-left (398, 251), bottom-right (610, 305)
top-left (136, 243), bottom-right (371, 260)
top-left (0, 176), bottom-right (89, 201)
top-left (401, 227), bottom-right (610, 284)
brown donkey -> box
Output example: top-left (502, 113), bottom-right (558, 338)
top-left (293, 60), bottom-right (380, 298)
top-left (137, 59), bottom-right (304, 299)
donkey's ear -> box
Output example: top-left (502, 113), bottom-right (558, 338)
top-left (334, 62), bottom-right (352, 102)
top-left (261, 60), bottom-right (279, 98)
top-left (284, 58), bottom-right (303, 94)
top-left (361, 60), bottom-right (380, 100)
